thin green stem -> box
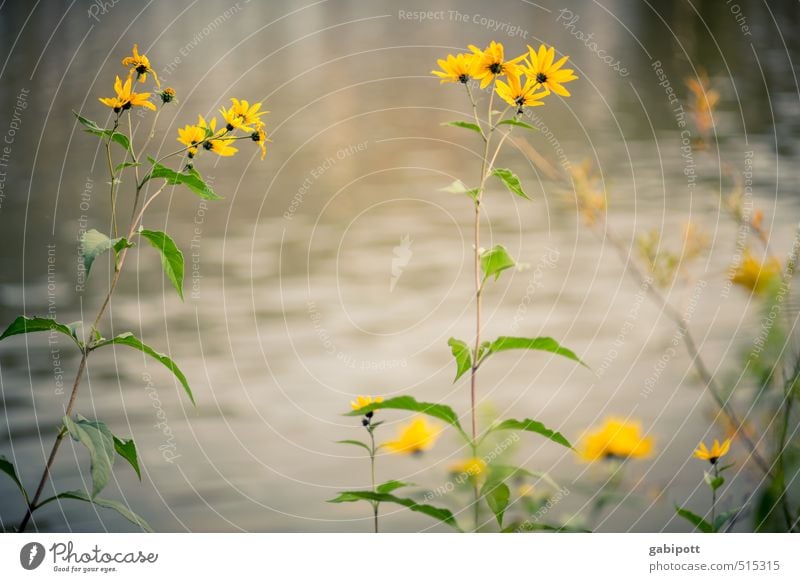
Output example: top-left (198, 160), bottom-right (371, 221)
top-left (711, 463), bottom-right (719, 530)
top-left (105, 116), bottom-right (120, 238)
top-left (368, 426), bottom-right (379, 533)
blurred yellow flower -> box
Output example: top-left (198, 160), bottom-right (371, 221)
top-left (568, 160), bottom-right (606, 226)
top-left (469, 41), bottom-right (526, 89)
top-left (448, 456), bottom-right (486, 478)
top-left (220, 98), bottom-right (266, 132)
top-left (159, 87), bottom-right (176, 104)
top-left (495, 72), bottom-right (549, 111)
top-left (693, 438), bottom-right (731, 465)
top-left (252, 125), bottom-right (268, 160)
top-left (525, 44), bottom-right (578, 97)
top-left (578, 417), bottom-right (654, 461)
top-left (431, 52), bottom-right (476, 84)
top-left (99, 75), bottom-right (156, 113)
top-left (384, 417), bottom-right (439, 455)
top-left (176, 123), bottom-right (205, 158)
top-left (350, 395), bottom-right (383, 411)
top-left (730, 250), bottom-right (782, 295)
top-left (198, 115), bottom-right (237, 157)
top-left (685, 70), bottom-right (719, 141)
top-left (122, 43), bottom-right (160, 87)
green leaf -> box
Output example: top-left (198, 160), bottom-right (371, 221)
top-left (491, 168), bottom-right (529, 200)
top-left (480, 245), bottom-right (516, 282)
top-left (35, 490), bottom-right (152, 531)
top-left (448, 338), bottom-right (472, 382)
top-left (114, 161), bottom-right (141, 174)
top-left (139, 229), bottom-right (185, 300)
top-left (335, 439), bottom-right (372, 453)
top-left (442, 120), bottom-right (483, 135)
top-left (147, 157), bottom-right (222, 200)
top-left (92, 332), bottom-right (194, 405)
top-left (485, 336), bottom-right (586, 367)
top-left (346, 396), bottom-right (465, 439)
top-left (113, 436), bottom-right (141, 481)
top-left (490, 418), bottom-right (572, 449)
top-left (506, 522), bottom-right (591, 533)
top-left (714, 507), bottom-right (742, 532)
top-left (482, 481), bottom-right (510, 527)
top-left (80, 229), bottom-right (126, 277)
top-left (0, 455), bottom-right (29, 504)
top-left (328, 490), bottom-right (461, 531)
top-left (497, 119), bottom-right (539, 131)
top-left (675, 506), bottom-right (713, 533)
top-left (376, 480), bottom-right (412, 494)
top-left (73, 112), bottom-right (131, 152)
top-left (63, 415), bottom-right (115, 497)
top-left (440, 180), bottom-right (479, 202)
top-left (0, 316), bottom-right (82, 349)
top-left (703, 471), bottom-right (724, 492)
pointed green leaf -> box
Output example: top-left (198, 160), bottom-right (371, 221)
top-left (486, 336), bottom-right (586, 367)
top-left (335, 439), bottom-right (372, 453)
top-left (492, 168), bottom-right (529, 200)
top-left (703, 471), bottom-right (724, 492)
top-left (328, 490), bottom-right (461, 530)
top-left (714, 506), bottom-right (742, 532)
top-left (491, 418), bottom-right (572, 449)
top-left (482, 481), bottom-right (510, 527)
top-left (675, 506), bottom-right (713, 533)
top-left (80, 229), bottom-right (127, 277)
top-left (92, 332), bottom-right (194, 405)
top-left (114, 161), bottom-right (141, 173)
top-left (448, 338), bottom-right (472, 382)
top-left (440, 180), bottom-right (479, 202)
top-left (73, 112), bottom-right (131, 152)
top-left (480, 245), bottom-right (516, 282)
top-left (0, 455), bottom-right (29, 505)
top-left (497, 119), bottom-right (539, 131)
top-left (376, 480), bottom-right (412, 494)
top-left (147, 157), bottom-right (222, 200)
top-left (113, 436), bottom-right (141, 481)
top-left (35, 490), bottom-right (152, 531)
top-left (442, 120), bottom-right (482, 134)
top-left (0, 316), bottom-right (82, 349)
top-left (506, 522), bottom-right (591, 533)
top-left (139, 229), bottom-right (185, 300)
top-left (63, 415), bottom-right (115, 497)
top-left (346, 396), bottom-right (465, 439)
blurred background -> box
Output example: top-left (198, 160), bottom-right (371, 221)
top-left (0, 0), bottom-right (799, 532)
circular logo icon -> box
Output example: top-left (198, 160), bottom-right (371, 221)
top-left (19, 542), bottom-right (46, 570)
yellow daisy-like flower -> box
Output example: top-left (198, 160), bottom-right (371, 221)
top-left (159, 87), bottom-right (176, 104)
top-left (350, 395), bottom-right (383, 411)
top-left (495, 72), bottom-right (549, 111)
top-left (525, 44), bottom-right (578, 97)
top-left (198, 115), bottom-right (237, 157)
top-left (176, 123), bottom-right (205, 158)
top-left (383, 417), bottom-right (439, 455)
top-left (251, 124), bottom-right (269, 160)
top-left (431, 52), bottom-right (476, 84)
top-left (730, 250), bottom-right (782, 295)
top-left (98, 75), bottom-right (156, 113)
top-left (448, 457), bottom-right (486, 479)
top-left (469, 41), bottom-right (526, 89)
top-left (122, 43), bottom-right (160, 87)
top-left (220, 98), bottom-right (267, 132)
top-left (693, 438), bottom-right (731, 465)
top-left (578, 417), bottom-right (654, 462)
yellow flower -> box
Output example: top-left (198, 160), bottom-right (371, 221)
top-left (693, 438), bottom-right (731, 465)
top-left (198, 115), bottom-right (237, 157)
top-left (219, 98), bottom-right (267, 132)
top-left (251, 124), bottom-right (269, 160)
top-left (177, 123), bottom-right (205, 158)
top-left (122, 44), bottom-right (160, 87)
top-left (731, 250), bottom-right (782, 295)
top-left (98, 75), bottom-right (156, 113)
top-left (159, 87), bottom-right (176, 104)
top-left (578, 417), bottom-right (654, 461)
top-left (350, 395), bottom-right (383, 411)
top-left (525, 44), bottom-right (578, 97)
top-left (431, 52), bottom-right (476, 84)
top-left (495, 72), bottom-right (549, 111)
top-left (468, 41), bottom-right (526, 89)
top-left (384, 417), bottom-right (439, 455)
top-left (448, 457), bottom-right (486, 479)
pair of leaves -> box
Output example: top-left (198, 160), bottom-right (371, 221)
top-left (35, 490), bottom-right (152, 532)
top-left (704, 471), bottom-right (725, 492)
top-left (0, 316), bottom-right (83, 350)
top-left (73, 112), bottom-right (131, 152)
top-left (443, 118), bottom-right (538, 135)
top-left (440, 179), bottom-right (480, 203)
top-left (329, 490), bottom-right (460, 531)
top-left (676, 505), bottom-right (741, 533)
top-left (481, 245), bottom-right (516, 282)
top-left (440, 170), bottom-right (529, 203)
top-left (145, 157), bottom-right (222, 201)
top-left (346, 395), bottom-right (468, 442)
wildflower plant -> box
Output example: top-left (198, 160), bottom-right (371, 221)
top-left (331, 42), bottom-right (585, 532)
top-left (677, 438), bottom-right (737, 532)
top-left (0, 44), bottom-right (269, 532)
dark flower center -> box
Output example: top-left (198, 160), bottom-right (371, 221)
top-left (122, 102), bottom-right (132, 110)
top-left (136, 64), bottom-right (148, 74)
top-left (203, 141), bottom-right (213, 150)
top-left (536, 72), bottom-right (547, 83)
top-left (458, 74), bottom-right (469, 84)
top-left (489, 62), bottom-right (503, 75)
top-left (709, 456), bottom-right (719, 465)
top-left (226, 123), bottom-right (235, 131)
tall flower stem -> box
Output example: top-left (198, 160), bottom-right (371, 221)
top-left (368, 426), bottom-right (379, 533)
top-left (711, 463), bottom-right (719, 529)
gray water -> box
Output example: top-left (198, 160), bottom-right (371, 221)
top-left (1, 0), bottom-right (799, 532)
